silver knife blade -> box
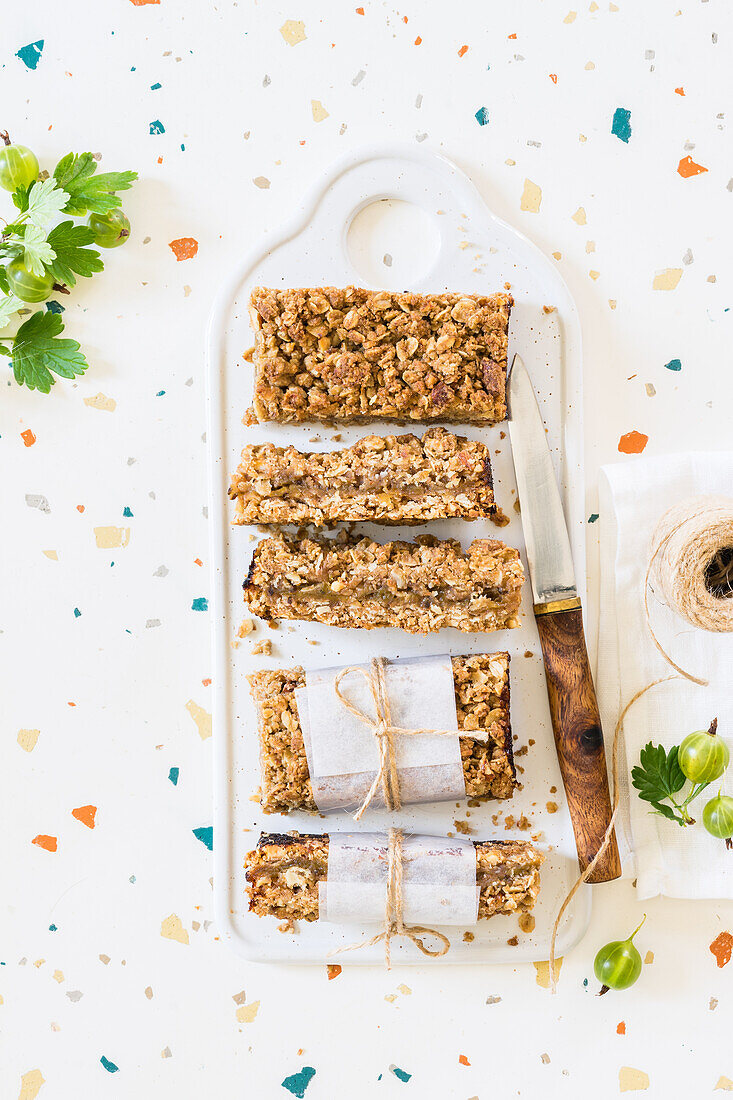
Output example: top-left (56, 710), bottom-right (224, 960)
top-left (507, 354), bottom-right (578, 607)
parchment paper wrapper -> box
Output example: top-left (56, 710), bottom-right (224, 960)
top-left (319, 832), bottom-right (479, 926)
top-left (294, 654), bottom-right (465, 812)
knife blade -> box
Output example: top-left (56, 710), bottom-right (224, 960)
top-left (507, 353), bottom-right (621, 883)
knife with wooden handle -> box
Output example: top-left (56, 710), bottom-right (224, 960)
top-left (507, 354), bottom-right (621, 883)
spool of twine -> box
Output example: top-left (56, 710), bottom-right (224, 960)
top-left (549, 494), bottom-right (733, 991)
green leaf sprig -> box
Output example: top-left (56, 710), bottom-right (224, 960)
top-left (632, 723), bottom-right (728, 828)
top-left (0, 133), bottom-right (137, 393)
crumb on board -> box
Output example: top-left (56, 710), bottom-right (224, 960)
top-left (238, 618), bottom-right (254, 638)
top-left (542, 305), bottom-right (557, 314)
top-left (524, 650), bottom-right (533, 658)
top-left (454, 819), bottom-right (472, 835)
top-left (251, 639), bottom-right (272, 656)
top-left (519, 912), bottom-right (536, 933)
top-left (546, 801), bottom-right (559, 813)
top-left (463, 931), bottom-right (475, 942)
top-left (506, 935), bottom-right (519, 946)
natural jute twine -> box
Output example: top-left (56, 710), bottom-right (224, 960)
top-left (645, 495), bottom-right (733, 685)
top-left (328, 827), bottom-right (451, 968)
top-left (549, 495), bottom-right (733, 991)
top-left (333, 657), bottom-right (488, 821)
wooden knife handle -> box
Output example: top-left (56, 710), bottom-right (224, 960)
top-left (535, 605), bottom-right (621, 883)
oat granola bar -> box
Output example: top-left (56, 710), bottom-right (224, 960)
top-left (229, 426), bottom-right (503, 526)
top-left (249, 653), bottom-right (515, 814)
top-left (248, 286), bottom-right (513, 424)
top-left (245, 832), bottom-right (543, 922)
top-left (243, 532), bottom-right (524, 634)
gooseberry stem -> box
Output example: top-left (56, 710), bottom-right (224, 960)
top-left (626, 913), bottom-right (647, 943)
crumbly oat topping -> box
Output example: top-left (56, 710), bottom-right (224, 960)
top-left (248, 653), bottom-right (515, 814)
top-left (248, 286), bottom-right (513, 424)
top-left (243, 531), bottom-right (524, 634)
top-left (245, 832), bottom-right (543, 921)
top-left (229, 426), bottom-right (505, 526)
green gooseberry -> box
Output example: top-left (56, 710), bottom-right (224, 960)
top-left (593, 914), bottom-right (646, 995)
top-left (678, 718), bottom-right (729, 785)
top-left (702, 792), bottom-right (733, 848)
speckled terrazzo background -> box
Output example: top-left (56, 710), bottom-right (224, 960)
top-left (3, 2), bottom-right (733, 1097)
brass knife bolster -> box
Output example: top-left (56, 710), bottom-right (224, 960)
top-left (533, 596), bottom-right (582, 616)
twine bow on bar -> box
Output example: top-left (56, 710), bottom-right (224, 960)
top-left (333, 656), bottom-right (485, 820)
top-left (329, 828), bottom-right (451, 968)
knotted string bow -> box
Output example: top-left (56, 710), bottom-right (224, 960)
top-left (333, 656), bottom-right (487, 820)
top-left (328, 828), bottom-right (451, 968)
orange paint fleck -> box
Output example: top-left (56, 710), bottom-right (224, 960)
top-left (327, 964), bottom-right (342, 980)
top-left (194, 557), bottom-right (203, 566)
top-left (414, 36), bottom-right (422, 45)
top-left (617, 1021), bottom-right (626, 1035)
top-left (710, 931), bottom-right (733, 968)
top-left (32, 835), bottom-right (57, 852)
top-left (508, 32), bottom-right (517, 39)
top-left (130, 0), bottom-right (160, 5)
top-left (67, 701), bottom-right (76, 707)
top-left (677, 155), bottom-right (708, 178)
top-left (403, 15), bottom-right (408, 22)
top-left (458, 44), bottom-right (468, 57)
top-left (549, 73), bottom-right (558, 84)
top-left (674, 86), bottom-right (685, 96)
top-left (202, 678), bottom-right (212, 687)
top-left (618, 430), bottom-right (648, 455)
top-left (72, 805), bottom-right (97, 829)
top-left (459, 1055), bottom-right (471, 1067)
top-left (77, 505), bottom-right (85, 513)
top-left (356, 5), bottom-right (364, 12)
top-left (21, 429), bottom-right (36, 447)
top-left (169, 237), bottom-right (199, 261)
top-left (157, 156), bottom-right (163, 165)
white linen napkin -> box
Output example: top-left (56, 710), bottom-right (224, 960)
top-left (597, 452), bottom-right (733, 900)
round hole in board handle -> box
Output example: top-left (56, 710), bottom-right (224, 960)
top-left (346, 199), bottom-right (442, 289)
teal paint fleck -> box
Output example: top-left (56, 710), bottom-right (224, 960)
top-left (100, 1056), bottom-right (119, 1074)
top-left (281, 1067), bottom-right (316, 1098)
top-left (180, 144), bottom-right (186, 151)
top-left (475, 106), bottom-right (489, 126)
top-left (16, 40), bottom-right (44, 70)
top-left (611, 107), bottom-right (632, 143)
top-left (149, 119), bottom-right (165, 135)
top-left (169, 767), bottom-right (179, 786)
top-left (131, 66), bottom-right (137, 72)
top-left (74, 607), bottom-right (81, 618)
top-left (193, 825), bottom-right (213, 850)
top-left (151, 82), bottom-right (162, 90)
top-left (583, 977), bottom-right (589, 987)
top-left (49, 924), bottom-right (58, 932)
top-left (588, 513), bottom-right (599, 523)
top-left (123, 506), bottom-right (133, 517)
top-left (46, 300), bottom-right (64, 314)
top-left (391, 1067), bottom-right (412, 1083)
top-left (129, 875), bottom-right (136, 883)
top-left (191, 596), bottom-right (208, 611)
top-left (665, 358), bottom-right (682, 371)
top-left (156, 390), bottom-right (166, 396)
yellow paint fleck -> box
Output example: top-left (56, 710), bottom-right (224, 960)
top-left (42, 550), bottom-right (58, 561)
top-left (397, 983), bottom-right (412, 995)
top-left (619, 1067), bottom-right (650, 1092)
top-left (384, 993), bottom-right (397, 1003)
top-left (589, 270), bottom-right (600, 280)
top-left (185, 699), bottom-right (212, 741)
top-left (564, 10), bottom-right (577, 22)
top-left (83, 392), bottom-right (116, 412)
top-left (652, 268), bottom-right (682, 291)
top-left (572, 207), bottom-right (587, 225)
top-left (52, 970), bottom-right (64, 983)
top-left (160, 914), bottom-right (189, 945)
top-left (552, 251), bottom-right (562, 260)
top-left (715, 1077), bottom-right (733, 1091)
top-left (533, 958), bottom-right (563, 987)
top-left (18, 728), bottom-right (40, 753)
top-left (609, 299), bottom-right (617, 310)
top-left (18, 1070), bottom-right (45, 1100)
top-left (585, 61), bottom-right (595, 70)
top-left (520, 179), bottom-right (542, 213)
top-left (280, 19), bottom-right (306, 46)
top-left (586, 241), bottom-right (596, 252)
top-left (644, 949), bottom-right (654, 964)
top-left (33, 959), bottom-right (45, 968)
top-left (236, 999), bottom-right (260, 1023)
top-left (94, 526), bottom-right (131, 549)
top-left (311, 99), bottom-right (329, 122)
top-left (589, 2), bottom-right (599, 12)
